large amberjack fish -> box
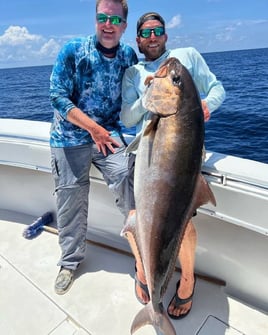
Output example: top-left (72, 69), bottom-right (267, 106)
top-left (122, 57), bottom-right (216, 335)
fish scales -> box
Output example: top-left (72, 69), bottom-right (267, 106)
top-left (122, 57), bottom-right (216, 335)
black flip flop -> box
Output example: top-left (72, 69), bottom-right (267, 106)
top-left (134, 266), bottom-right (150, 305)
top-left (167, 277), bottom-right (196, 320)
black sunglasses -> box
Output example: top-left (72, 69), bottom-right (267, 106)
top-left (138, 26), bottom-right (165, 38)
top-left (96, 13), bottom-right (126, 25)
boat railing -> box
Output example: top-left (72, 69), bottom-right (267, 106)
top-left (202, 170), bottom-right (268, 195)
top-left (200, 169), bottom-right (268, 236)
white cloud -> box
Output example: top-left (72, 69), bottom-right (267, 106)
top-left (0, 26), bottom-right (62, 67)
top-left (39, 39), bottom-right (61, 59)
top-left (166, 15), bottom-right (182, 29)
top-left (0, 26), bottom-right (41, 46)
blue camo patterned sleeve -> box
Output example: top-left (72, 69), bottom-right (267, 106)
top-left (49, 38), bottom-right (82, 119)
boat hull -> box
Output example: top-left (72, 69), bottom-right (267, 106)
top-left (1, 119), bottom-right (268, 312)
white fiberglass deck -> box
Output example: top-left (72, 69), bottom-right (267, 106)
top-left (0, 210), bottom-right (267, 335)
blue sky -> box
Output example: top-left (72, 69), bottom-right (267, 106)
top-left (0, 0), bottom-right (267, 68)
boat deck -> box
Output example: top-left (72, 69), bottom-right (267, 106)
top-left (0, 210), bottom-right (267, 335)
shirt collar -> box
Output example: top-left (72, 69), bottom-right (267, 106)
top-left (139, 50), bottom-right (170, 67)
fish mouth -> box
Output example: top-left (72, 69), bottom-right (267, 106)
top-left (152, 107), bottom-right (179, 118)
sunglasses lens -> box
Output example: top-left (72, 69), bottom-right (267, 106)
top-left (96, 13), bottom-right (107, 23)
top-left (140, 29), bottom-right (151, 38)
top-left (110, 16), bottom-right (121, 25)
top-left (154, 27), bottom-right (165, 36)
top-left (96, 13), bottom-right (125, 25)
top-left (139, 27), bottom-right (165, 38)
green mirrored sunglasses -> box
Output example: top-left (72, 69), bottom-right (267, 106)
top-left (96, 13), bottom-right (126, 25)
top-left (138, 26), bottom-right (165, 38)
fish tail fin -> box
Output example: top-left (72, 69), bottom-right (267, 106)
top-left (131, 303), bottom-right (176, 335)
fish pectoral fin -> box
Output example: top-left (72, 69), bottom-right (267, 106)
top-left (195, 174), bottom-right (217, 208)
top-left (125, 117), bottom-right (157, 154)
top-left (143, 114), bottom-right (159, 136)
top-left (131, 303), bottom-right (176, 335)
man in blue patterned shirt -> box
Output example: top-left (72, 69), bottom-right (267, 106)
top-left (49, 0), bottom-right (138, 295)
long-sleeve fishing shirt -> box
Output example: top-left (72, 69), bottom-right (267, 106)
top-left (49, 35), bottom-right (138, 147)
top-left (120, 47), bottom-right (226, 135)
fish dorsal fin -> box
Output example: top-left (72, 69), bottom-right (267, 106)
top-left (195, 174), bottom-right (217, 208)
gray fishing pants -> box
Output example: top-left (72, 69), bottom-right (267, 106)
top-left (50, 141), bottom-right (135, 270)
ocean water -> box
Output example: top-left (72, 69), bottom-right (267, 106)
top-left (0, 48), bottom-right (267, 164)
